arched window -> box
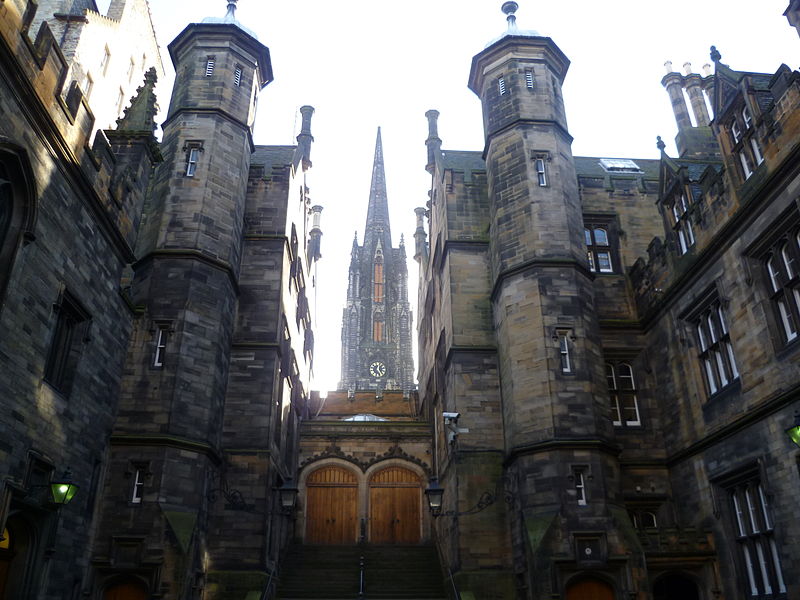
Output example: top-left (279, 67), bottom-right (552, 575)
top-left (0, 142), bottom-right (37, 311)
top-left (373, 256), bottom-right (384, 303)
top-left (606, 362), bottom-right (640, 426)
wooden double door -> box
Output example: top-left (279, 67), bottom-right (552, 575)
top-left (305, 465), bottom-right (421, 545)
top-left (565, 579), bottom-right (614, 600)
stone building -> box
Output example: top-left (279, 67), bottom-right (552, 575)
top-left (339, 128), bottom-right (415, 393)
top-left (414, 3), bottom-right (800, 600)
top-left (0, 0), bottom-right (319, 598)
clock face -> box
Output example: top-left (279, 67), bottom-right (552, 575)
top-left (369, 361), bottom-right (387, 378)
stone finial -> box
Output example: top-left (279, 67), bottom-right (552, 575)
top-left (116, 67), bottom-right (159, 133)
top-left (664, 61), bottom-right (674, 74)
top-left (225, 0), bottom-right (238, 19)
top-left (683, 62), bottom-right (693, 75)
top-left (656, 136), bottom-right (666, 152)
top-left (710, 45), bottom-right (721, 63)
top-left (502, 1), bottom-right (519, 30)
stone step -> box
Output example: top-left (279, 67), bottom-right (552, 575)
top-left (277, 544), bottom-right (446, 600)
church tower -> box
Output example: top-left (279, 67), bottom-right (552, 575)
top-left (340, 129), bottom-right (414, 391)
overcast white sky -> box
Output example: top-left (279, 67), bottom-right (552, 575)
top-left (99, 0), bottom-right (798, 392)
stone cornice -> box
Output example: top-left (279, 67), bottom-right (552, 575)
top-left (490, 256), bottom-right (594, 303)
top-left (110, 433), bottom-right (222, 464)
top-left (133, 249), bottom-right (240, 295)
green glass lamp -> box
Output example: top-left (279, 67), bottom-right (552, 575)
top-left (787, 413), bottom-right (800, 449)
top-left (50, 469), bottom-right (79, 505)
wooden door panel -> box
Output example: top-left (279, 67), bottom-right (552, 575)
top-left (104, 583), bottom-right (147, 600)
top-left (369, 487), bottom-right (394, 544)
top-left (394, 487), bottom-right (420, 544)
top-left (565, 580), bottom-right (614, 600)
top-left (306, 485), bottom-right (357, 544)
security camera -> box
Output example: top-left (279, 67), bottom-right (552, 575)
top-left (442, 412), bottom-right (460, 422)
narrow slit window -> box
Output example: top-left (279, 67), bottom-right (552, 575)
top-left (234, 66), bottom-right (243, 87)
top-left (205, 58), bottom-right (216, 77)
top-left (498, 77), bottom-right (507, 96)
top-left (128, 58), bottom-right (135, 83)
top-left (82, 73), bottom-right (94, 99)
top-left (573, 468), bottom-right (587, 505)
top-left (740, 151), bottom-right (753, 179)
top-left (558, 331), bottom-right (571, 373)
top-left (525, 69), bottom-right (534, 89)
top-left (131, 469), bottom-right (144, 504)
top-left (100, 47), bottom-right (111, 75)
top-left (117, 87), bottom-right (126, 116)
top-left (186, 147), bottom-right (200, 177)
top-left (153, 325), bottom-right (168, 367)
top-left (535, 158), bottom-right (547, 186)
top-left (751, 138), bottom-right (764, 165)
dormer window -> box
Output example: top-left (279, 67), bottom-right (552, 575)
top-left (669, 193), bottom-right (695, 255)
top-left (742, 105), bottom-right (752, 129)
top-left (731, 120), bottom-right (742, 144)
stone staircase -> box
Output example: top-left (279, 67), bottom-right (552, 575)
top-left (277, 544), bottom-right (447, 599)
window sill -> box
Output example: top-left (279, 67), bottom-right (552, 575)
top-left (701, 379), bottom-right (742, 420)
top-left (776, 335), bottom-right (800, 361)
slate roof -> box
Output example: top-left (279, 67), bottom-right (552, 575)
top-left (574, 156), bottom-right (661, 179)
top-left (251, 145), bottom-right (296, 174)
top-left (438, 151), bottom-right (663, 182)
top-left (440, 150), bottom-right (486, 184)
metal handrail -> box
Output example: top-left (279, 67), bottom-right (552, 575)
top-left (431, 525), bottom-right (461, 600)
top-left (262, 564), bottom-right (278, 600)
top-left (357, 554), bottom-right (366, 599)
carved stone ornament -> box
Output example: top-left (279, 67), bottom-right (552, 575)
top-left (299, 442), bottom-right (431, 475)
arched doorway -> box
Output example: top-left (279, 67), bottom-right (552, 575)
top-left (104, 580), bottom-right (148, 600)
top-left (653, 572), bottom-right (700, 600)
top-left (0, 517), bottom-right (33, 600)
top-left (368, 466), bottom-right (420, 544)
top-left (565, 578), bottom-right (615, 600)
top-left (305, 465), bottom-right (359, 544)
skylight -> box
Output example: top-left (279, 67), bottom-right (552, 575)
top-left (599, 158), bottom-right (643, 173)
top-left (342, 414), bottom-right (388, 422)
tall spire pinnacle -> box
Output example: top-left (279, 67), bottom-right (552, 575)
top-left (225, 0), bottom-right (238, 20)
top-left (364, 127), bottom-right (391, 243)
top-left (502, 1), bottom-right (519, 31)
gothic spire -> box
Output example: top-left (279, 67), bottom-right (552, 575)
top-left (364, 127), bottom-right (391, 244)
top-left (115, 67), bottom-right (159, 133)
